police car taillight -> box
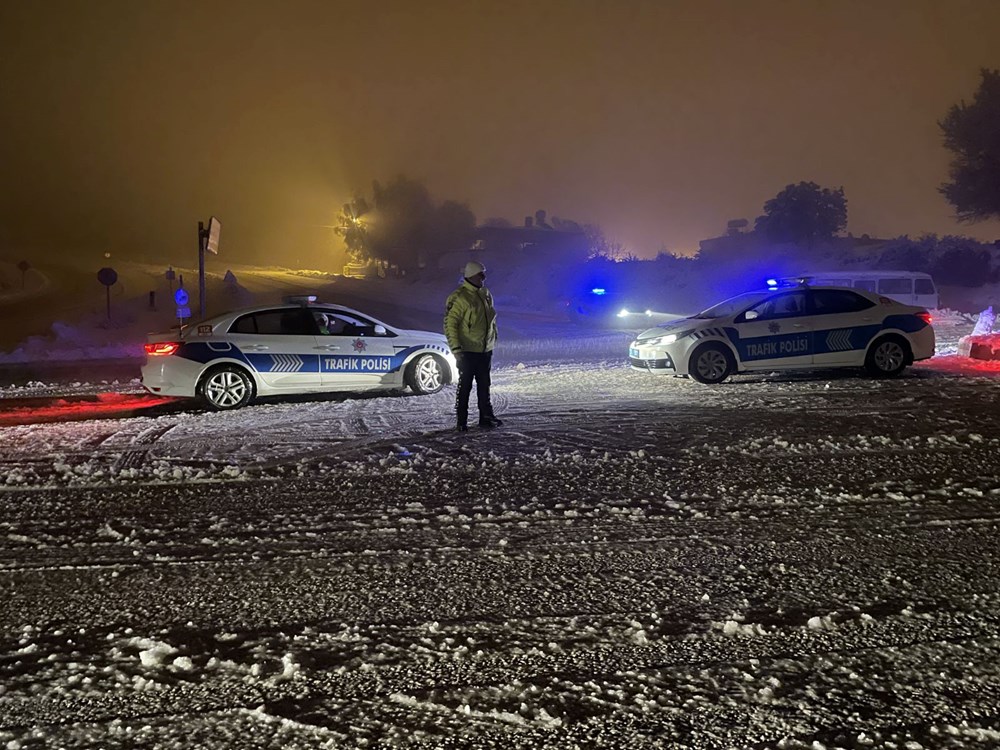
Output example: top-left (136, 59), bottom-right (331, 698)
top-left (916, 311), bottom-right (932, 325)
top-left (144, 342), bottom-right (180, 356)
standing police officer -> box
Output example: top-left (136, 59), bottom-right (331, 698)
top-left (445, 261), bottom-right (502, 432)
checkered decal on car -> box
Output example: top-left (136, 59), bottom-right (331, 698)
top-left (691, 327), bottom-right (726, 339)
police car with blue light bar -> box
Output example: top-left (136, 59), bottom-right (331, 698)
top-left (142, 297), bottom-right (458, 410)
top-left (628, 283), bottom-right (935, 384)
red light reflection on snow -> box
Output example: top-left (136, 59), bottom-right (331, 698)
top-left (917, 355), bottom-right (1000, 376)
top-left (0, 392), bottom-right (179, 426)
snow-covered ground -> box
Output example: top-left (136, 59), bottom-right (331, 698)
top-left (3, 265), bottom-right (1000, 748)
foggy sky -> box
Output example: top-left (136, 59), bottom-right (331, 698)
top-left (2, 0), bottom-right (999, 269)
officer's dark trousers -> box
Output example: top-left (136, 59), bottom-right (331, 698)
top-left (456, 351), bottom-right (494, 427)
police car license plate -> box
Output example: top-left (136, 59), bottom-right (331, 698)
top-left (629, 347), bottom-right (640, 357)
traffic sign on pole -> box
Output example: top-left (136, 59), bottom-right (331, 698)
top-left (97, 267), bottom-right (118, 320)
top-left (197, 216), bottom-right (222, 319)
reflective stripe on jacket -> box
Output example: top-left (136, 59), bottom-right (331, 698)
top-left (444, 281), bottom-right (498, 353)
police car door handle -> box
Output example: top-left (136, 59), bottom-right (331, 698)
top-left (315, 344), bottom-right (341, 350)
top-left (791, 323), bottom-right (806, 328)
top-left (243, 344), bottom-right (269, 350)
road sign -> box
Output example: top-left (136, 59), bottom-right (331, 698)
top-left (206, 216), bottom-right (221, 255)
top-left (176, 306), bottom-right (191, 319)
top-left (174, 288), bottom-right (189, 306)
top-left (97, 267), bottom-right (118, 286)
top-left (97, 267), bottom-right (118, 320)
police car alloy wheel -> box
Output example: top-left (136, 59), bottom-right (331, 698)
top-left (689, 343), bottom-right (734, 385)
top-left (865, 336), bottom-right (909, 378)
top-left (200, 365), bottom-right (255, 410)
top-left (406, 354), bottom-right (445, 395)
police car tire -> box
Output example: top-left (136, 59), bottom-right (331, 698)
top-left (864, 335), bottom-right (910, 378)
top-left (405, 354), bottom-right (445, 395)
top-left (689, 343), bottom-right (734, 385)
top-left (199, 365), bottom-right (255, 410)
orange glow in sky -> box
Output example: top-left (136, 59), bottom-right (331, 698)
top-left (1, 0), bottom-right (999, 266)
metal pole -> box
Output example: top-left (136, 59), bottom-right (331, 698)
top-left (198, 221), bottom-right (206, 319)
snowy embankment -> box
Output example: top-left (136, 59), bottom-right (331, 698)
top-left (0, 260), bottom-right (50, 305)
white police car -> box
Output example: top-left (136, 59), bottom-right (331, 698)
top-left (628, 285), bottom-right (935, 383)
top-left (142, 297), bottom-right (458, 410)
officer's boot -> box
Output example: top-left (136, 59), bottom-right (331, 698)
top-left (456, 401), bottom-right (469, 433)
top-left (479, 403), bottom-right (503, 428)
top-left (479, 408), bottom-right (503, 428)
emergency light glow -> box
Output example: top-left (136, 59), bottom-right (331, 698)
top-left (591, 288), bottom-right (607, 295)
top-left (766, 278), bottom-right (778, 287)
top-left (144, 342), bottom-right (181, 356)
top-left (617, 308), bottom-right (630, 317)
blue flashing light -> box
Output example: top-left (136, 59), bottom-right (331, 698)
top-left (766, 278), bottom-right (778, 287)
top-left (591, 287), bottom-right (607, 296)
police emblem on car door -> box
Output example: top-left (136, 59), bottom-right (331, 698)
top-left (733, 291), bottom-right (813, 369)
top-left (316, 312), bottom-right (398, 387)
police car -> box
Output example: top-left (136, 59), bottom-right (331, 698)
top-left (142, 297), bottom-right (458, 410)
top-left (628, 284), bottom-right (935, 384)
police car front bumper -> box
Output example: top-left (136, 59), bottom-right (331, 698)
top-left (445, 354), bottom-right (459, 384)
top-left (628, 343), bottom-right (677, 374)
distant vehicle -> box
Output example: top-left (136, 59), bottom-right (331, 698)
top-left (775, 271), bottom-right (939, 310)
top-left (566, 286), bottom-right (679, 327)
top-left (142, 297), bottom-right (457, 410)
top-left (629, 284), bottom-right (935, 384)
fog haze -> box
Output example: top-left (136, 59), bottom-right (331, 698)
top-left (2, 0), bottom-right (999, 268)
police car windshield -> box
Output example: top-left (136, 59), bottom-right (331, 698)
top-left (695, 291), bottom-right (771, 319)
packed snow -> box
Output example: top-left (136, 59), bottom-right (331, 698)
top-left (3, 262), bottom-right (1000, 748)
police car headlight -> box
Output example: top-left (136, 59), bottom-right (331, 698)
top-left (644, 331), bottom-right (690, 346)
top-left (643, 334), bottom-right (673, 346)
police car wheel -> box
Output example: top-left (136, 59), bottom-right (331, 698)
top-left (689, 343), bottom-right (734, 385)
top-left (199, 365), bottom-right (255, 410)
top-left (865, 336), bottom-right (909, 378)
top-left (406, 354), bottom-right (444, 395)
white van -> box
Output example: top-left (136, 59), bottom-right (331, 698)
top-left (777, 271), bottom-right (939, 310)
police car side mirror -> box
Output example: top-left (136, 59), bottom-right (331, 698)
top-left (744, 310), bottom-right (759, 321)
top-left (374, 324), bottom-right (387, 335)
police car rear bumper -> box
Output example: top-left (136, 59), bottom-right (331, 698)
top-left (910, 326), bottom-right (935, 362)
top-left (140, 358), bottom-right (200, 398)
